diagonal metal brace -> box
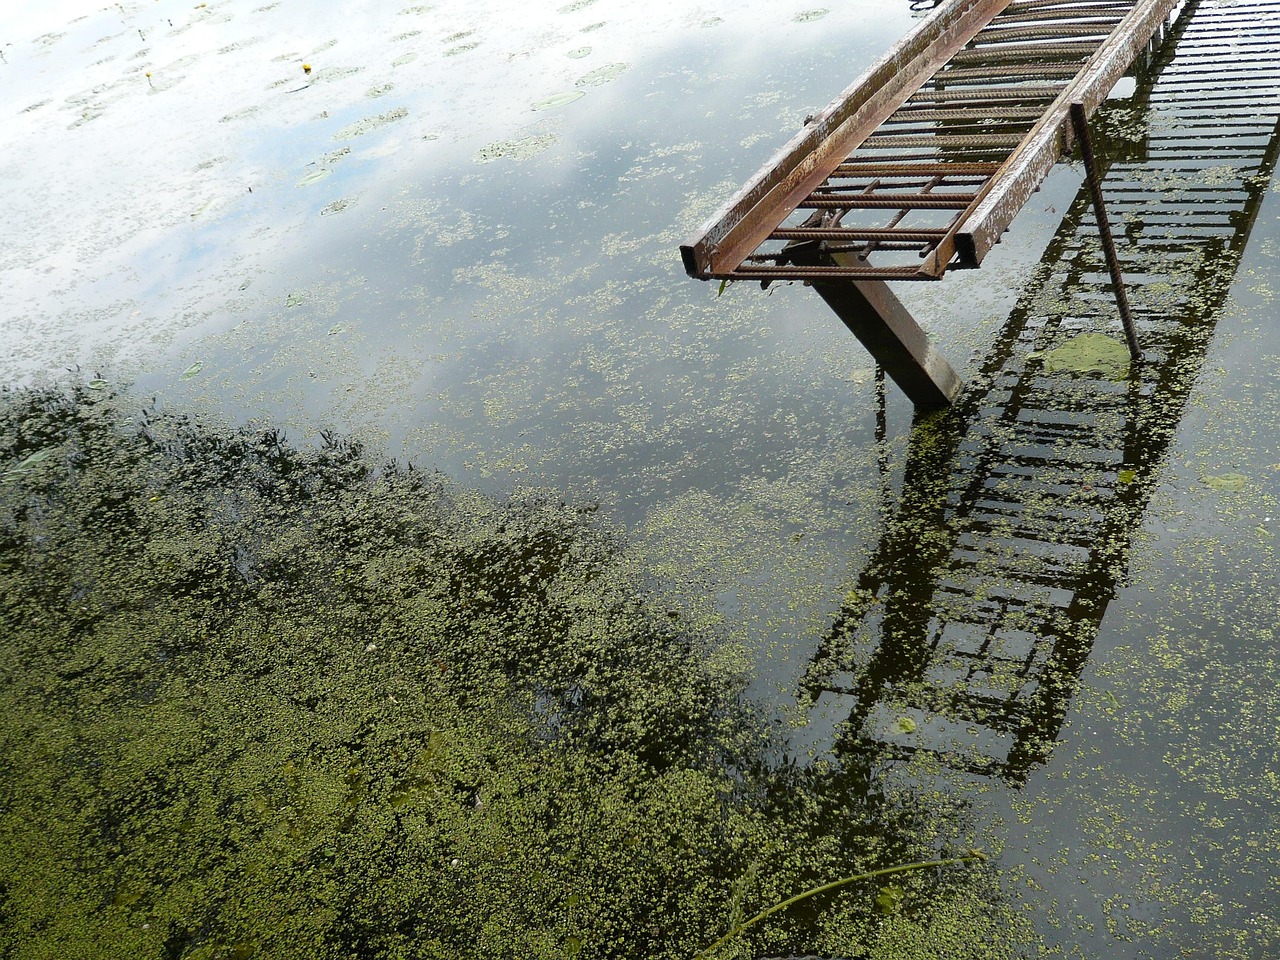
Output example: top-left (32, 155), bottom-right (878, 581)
top-left (787, 241), bottom-right (963, 407)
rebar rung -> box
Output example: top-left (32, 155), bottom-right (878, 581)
top-left (769, 227), bottom-right (951, 241)
top-left (831, 162), bottom-right (1005, 176)
top-left (799, 195), bottom-right (977, 209)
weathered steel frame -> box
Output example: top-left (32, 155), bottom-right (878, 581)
top-left (679, 0), bottom-right (1016, 281)
top-left (788, 242), bottom-right (965, 406)
top-left (679, 0), bottom-right (1184, 407)
top-left (681, 0), bottom-right (1182, 282)
top-left (1068, 100), bottom-right (1142, 362)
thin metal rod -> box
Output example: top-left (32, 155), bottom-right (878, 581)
top-left (1069, 100), bottom-right (1141, 363)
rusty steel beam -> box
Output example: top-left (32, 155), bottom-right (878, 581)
top-left (886, 105), bottom-right (1047, 120)
top-left (730, 264), bottom-right (930, 280)
top-left (952, 0), bottom-right (1183, 266)
top-left (679, 0), bottom-right (1015, 281)
top-left (786, 242), bottom-right (963, 406)
top-left (811, 281), bottom-right (963, 407)
top-left (770, 227), bottom-right (951, 241)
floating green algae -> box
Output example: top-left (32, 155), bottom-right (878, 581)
top-left (1201, 471), bottom-right (1247, 491)
top-left (575, 63), bottom-right (627, 87)
top-left (1043, 332), bottom-right (1131, 379)
top-left (319, 198), bottom-right (356, 217)
top-left (532, 90), bottom-right (585, 111)
top-left (0, 384), bottom-right (1035, 960)
top-left (474, 134), bottom-right (557, 164)
top-left (332, 106), bottom-right (409, 141)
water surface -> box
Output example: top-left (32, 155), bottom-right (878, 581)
top-left (3, 0), bottom-right (1280, 956)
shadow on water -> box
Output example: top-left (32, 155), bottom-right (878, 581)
top-left (802, 0), bottom-right (1280, 786)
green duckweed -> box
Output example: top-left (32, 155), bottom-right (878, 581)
top-left (0, 383), bottom-right (1034, 960)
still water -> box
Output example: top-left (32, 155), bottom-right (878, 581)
top-left (2, 0), bottom-right (1280, 956)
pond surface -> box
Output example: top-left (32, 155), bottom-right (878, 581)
top-left (2, 0), bottom-right (1280, 957)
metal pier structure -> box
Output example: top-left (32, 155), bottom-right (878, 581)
top-left (680, 0), bottom-right (1191, 405)
top-left (799, 0), bottom-right (1280, 784)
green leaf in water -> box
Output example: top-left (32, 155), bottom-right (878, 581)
top-left (532, 90), bottom-right (585, 111)
top-left (181, 362), bottom-right (204, 380)
top-left (87, 379), bottom-right (109, 390)
top-left (10, 449), bottom-right (52, 471)
top-left (296, 168), bottom-right (332, 187)
top-left (2, 449), bottom-right (53, 484)
top-left (1118, 468), bottom-right (1137, 484)
top-left (892, 715), bottom-right (917, 735)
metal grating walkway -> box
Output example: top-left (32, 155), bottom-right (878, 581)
top-left (800, 0), bottom-right (1280, 783)
top-left (681, 0), bottom-right (1184, 283)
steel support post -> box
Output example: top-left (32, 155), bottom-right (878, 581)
top-left (788, 244), bottom-right (962, 407)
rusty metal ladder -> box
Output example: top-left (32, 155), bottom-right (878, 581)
top-left (681, 0), bottom-right (1186, 405)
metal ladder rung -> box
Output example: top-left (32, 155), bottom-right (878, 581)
top-left (865, 132), bottom-right (1030, 148)
top-left (769, 227), bottom-right (951, 241)
top-left (949, 40), bottom-right (1102, 62)
top-left (976, 21), bottom-right (1127, 42)
top-left (797, 194), bottom-right (978, 208)
top-left (830, 161), bottom-right (1005, 176)
top-left (730, 264), bottom-right (933, 280)
top-left (887, 105), bottom-right (1048, 121)
top-left (932, 62), bottom-right (1094, 82)
top-left (905, 85), bottom-right (1066, 103)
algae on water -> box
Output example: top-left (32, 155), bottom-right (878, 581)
top-left (1043, 333), bottom-right (1131, 379)
top-left (0, 384), bottom-right (1034, 960)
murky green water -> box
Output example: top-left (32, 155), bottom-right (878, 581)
top-left (3, 0), bottom-right (1280, 957)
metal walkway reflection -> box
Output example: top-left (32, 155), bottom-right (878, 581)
top-left (801, 0), bottom-right (1280, 785)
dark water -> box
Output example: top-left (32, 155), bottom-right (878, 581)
top-left (3, 0), bottom-right (1280, 956)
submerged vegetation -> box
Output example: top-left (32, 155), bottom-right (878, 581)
top-left (0, 384), bottom-right (1031, 960)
